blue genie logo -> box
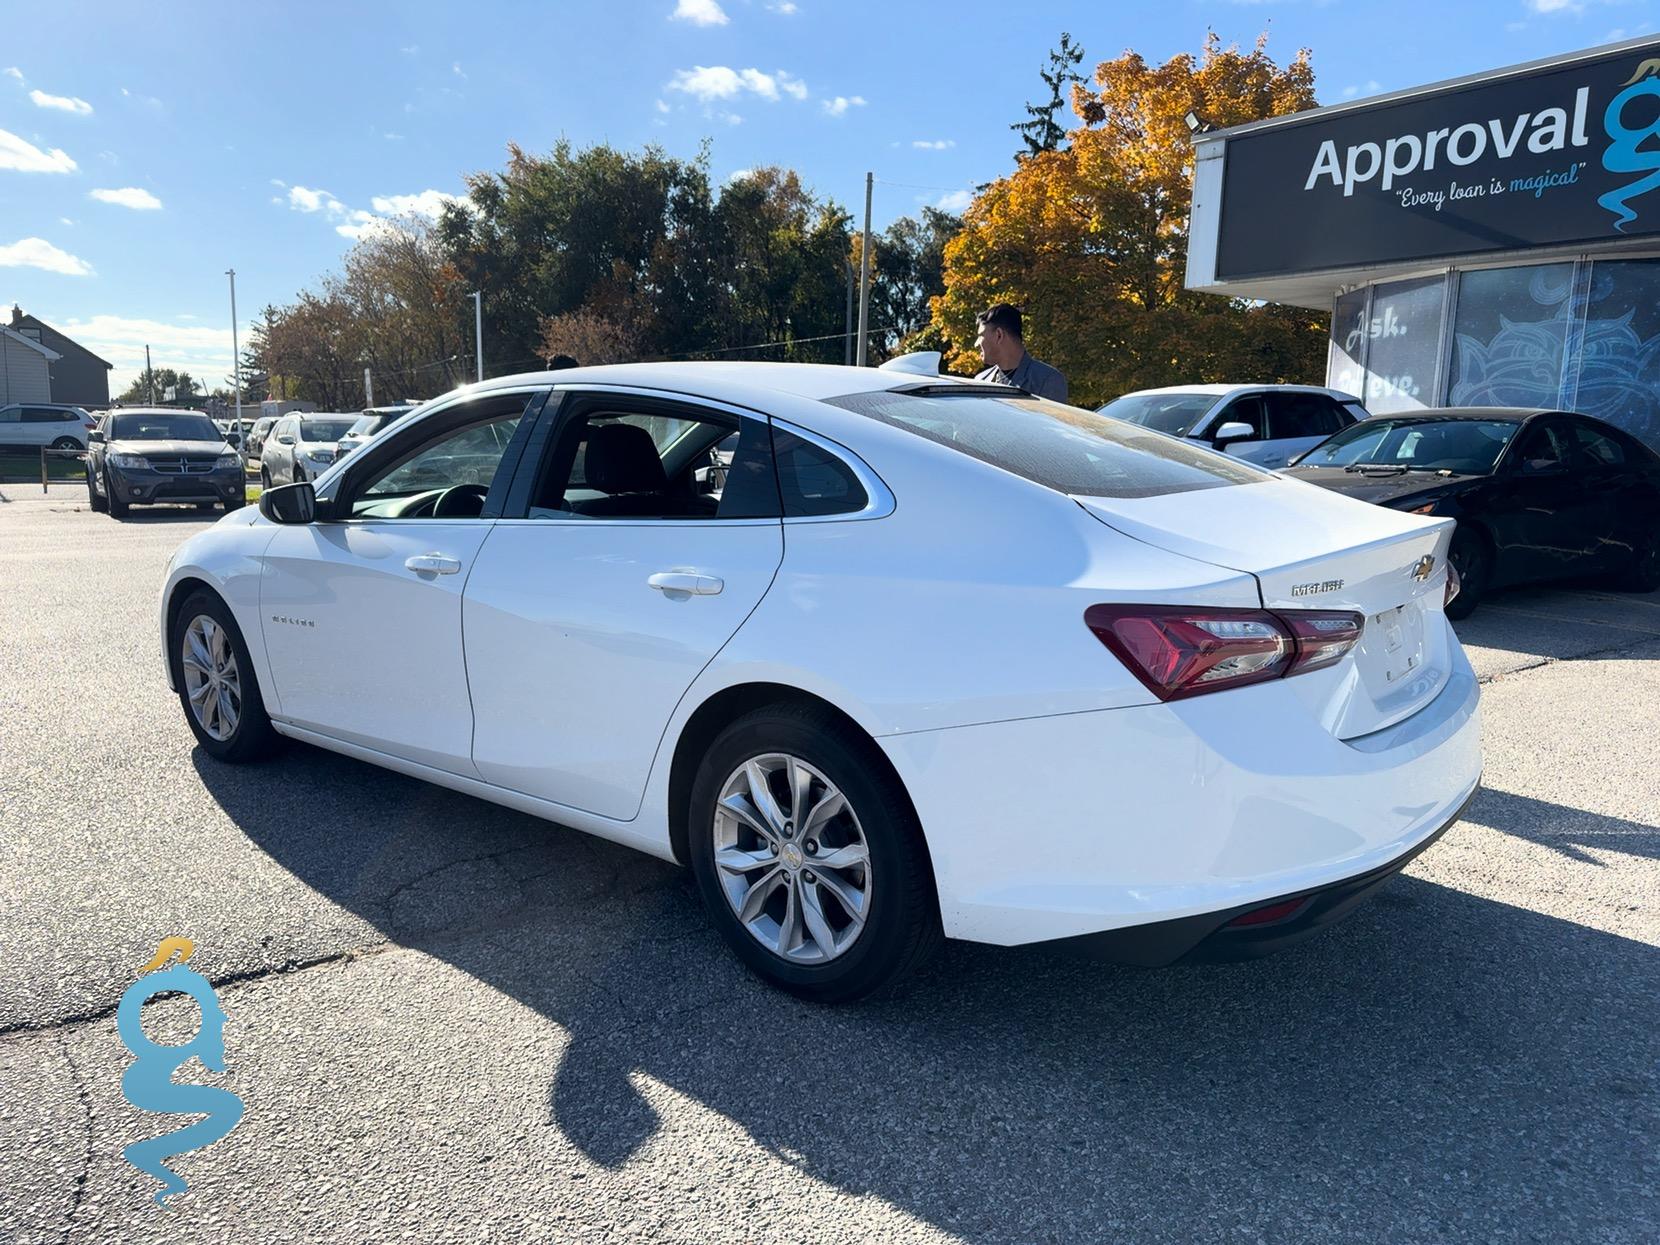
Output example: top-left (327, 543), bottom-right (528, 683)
top-left (116, 937), bottom-right (246, 1206)
top-left (1599, 58), bottom-right (1660, 231)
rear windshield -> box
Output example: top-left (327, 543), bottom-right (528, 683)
top-left (110, 413), bottom-right (221, 441)
top-left (298, 418), bottom-right (355, 441)
top-left (1096, 392), bottom-right (1220, 436)
top-left (1300, 418), bottom-right (1519, 474)
top-left (827, 389), bottom-right (1264, 498)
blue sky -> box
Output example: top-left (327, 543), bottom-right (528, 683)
top-left (1, 0), bottom-right (1654, 393)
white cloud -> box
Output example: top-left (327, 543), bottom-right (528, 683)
top-left (0, 128), bottom-right (76, 173)
top-left (0, 237), bottom-right (92, 275)
top-left (821, 94), bottom-right (866, 117)
top-left (452, 61), bottom-right (467, 78)
top-left (400, 44), bottom-right (419, 55)
top-left (767, 1), bottom-right (798, 12)
top-left (935, 189), bottom-right (973, 212)
top-left (1340, 79), bottom-right (1383, 100)
top-left (119, 87), bottom-right (165, 111)
top-left (912, 138), bottom-right (954, 150)
top-left (671, 0), bottom-right (729, 25)
top-left (59, 216), bottom-right (75, 226)
top-left (286, 184), bottom-right (340, 214)
top-left (369, 189), bottom-right (463, 218)
top-left (58, 313), bottom-right (236, 393)
top-left (655, 98), bottom-right (671, 114)
top-left (2, 67), bottom-right (22, 82)
top-left (29, 89), bottom-right (92, 115)
top-left (668, 65), bottom-right (806, 103)
top-left (90, 186), bottom-right (162, 210)
top-left (1527, 0), bottom-right (1582, 11)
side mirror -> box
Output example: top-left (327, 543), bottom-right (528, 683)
top-left (276, 434), bottom-right (296, 446)
top-left (259, 480), bottom-right (317, 524)
top-left (1213, 420), bottom-right (1256, 444)
top-left (88, 429), bottom-right (105, 444)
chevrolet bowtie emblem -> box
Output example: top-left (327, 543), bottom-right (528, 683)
top-left (1411, 555), bottom-right (1437, 582)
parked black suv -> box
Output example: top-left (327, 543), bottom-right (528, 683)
top-left (87, 408), bottom-right (246, 516)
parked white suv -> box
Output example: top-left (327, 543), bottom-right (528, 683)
top-left (0, 402), bottom-right (95, 452)
top-left (1099, 385), bottom-right (1367, 469)
top-left (260, 414), bottom-right (356, 486)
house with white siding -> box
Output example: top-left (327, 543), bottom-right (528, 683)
top-left (1, 324), bottom-right (60, 404)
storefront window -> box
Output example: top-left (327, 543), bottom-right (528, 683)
top-left (1361, 276), bottom-right (1446, 414)
top-left (1328, 288), bottom-right (1368, 399)
top-left (1447, 264), bottom-right (1575, 410)
top-left (1574, 259), bottom-right (1660, 449)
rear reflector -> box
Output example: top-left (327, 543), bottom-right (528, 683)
top-left (1085, 605), bottom-right (1365, 701)
top-left (1225, 897), bottom-right (1309, 928)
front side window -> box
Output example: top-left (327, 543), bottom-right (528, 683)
top-left (831, 389), bottom-right (1264, 499)
top-left (1216, 396), bottom-right (1266, 440)
top-left (352, 412), bottom-right (523, 517)
top-left (1299, 418), bottom-right (1520, 474)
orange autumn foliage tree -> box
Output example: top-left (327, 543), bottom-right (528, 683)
top-left (931, 33), bottom-right (1328, 405)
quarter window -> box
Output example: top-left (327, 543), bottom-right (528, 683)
top-left (774, 430), bottom-right (868, 516)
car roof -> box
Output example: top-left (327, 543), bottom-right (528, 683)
top-left (1112, 383), bottom-right (1360, 401)
top-left (1360, 407), bottom-right (1550, 422)
top-left (467, 361), bottom-right (990, 406)
top-left (107, 407), bottom-right (209, 416)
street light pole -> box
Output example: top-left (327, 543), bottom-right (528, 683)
top-left (471, 291), bottom-right (484, 384)
top-left (145, 344), bottom-right (154, 404)
top-left (226, 268), bottom-right (242, 429)
top-left (844, 255), bottom-right (855, 367)
top-left (856, 172), bottom-right (873, 367)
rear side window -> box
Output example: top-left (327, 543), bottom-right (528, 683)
top-left (1266, 393), bottom-right (1344, 439)
top-left (774, 430), bottom-right (868, 516)
top-left (1573, 423), bottom-right (1626, 467)
top-left (827, 389), bottom-right (1263, 499)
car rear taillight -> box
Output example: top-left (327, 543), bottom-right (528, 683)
top-left (1084, 605), bottom-right (1365, 701)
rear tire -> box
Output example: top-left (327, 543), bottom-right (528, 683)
top-left (687, 703), bottom-right (942, 1003)
top-left (106, 471), bottom-right (128, 517)
top-left (50, 436), bottom-right (79, 450)
top-left (1610, 528), bottom-right (1660, 593)
top-left (1446, 528), bottom-right (1490, 620)
top-left (169, 589), bottom-right (281, 763)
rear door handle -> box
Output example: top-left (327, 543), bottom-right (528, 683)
top-left (648, 571), bottom-right (724, 596)
top-left (406, 553), bottom-right (463, 576)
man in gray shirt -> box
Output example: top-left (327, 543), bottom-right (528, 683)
top-left (973, 303), bottom-right (1069, 402)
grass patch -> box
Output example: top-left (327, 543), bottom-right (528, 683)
top-left (0, 451), bottom-right (86, 483)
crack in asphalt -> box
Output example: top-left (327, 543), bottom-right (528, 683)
top-left (1475, 630), bottom-right (1660, 685)
top-left (53, 1031), bottom-right (93, 1245)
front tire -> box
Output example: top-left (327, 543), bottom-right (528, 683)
top-left (106, 471), bottom-right (128, 517)
top-left (687, 704), bottom-right (941, 1002)
top-left (170, 590), bottom-right (281, 762)
top-left (86, 468), bottom-right (107, 513)
top-left (1446, 528), bottom-right (1490, 620)
top-left (1610, 528), bottom-right (1660, 593)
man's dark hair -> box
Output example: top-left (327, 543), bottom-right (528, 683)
top-left (547, 354), bottom-right (579, 370)
top-left (976, 303), bottom-right (1023, 339)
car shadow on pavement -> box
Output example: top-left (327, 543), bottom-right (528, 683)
top-left (1463, 786), bottom-right (1660, 864)
top-left (193, 744), bottom-right (1659, 1240)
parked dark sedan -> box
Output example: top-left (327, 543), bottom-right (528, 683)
top-left (1284, 408), bottom-right (1660, 617)
top-left (87, 408), bottom-right (246, 517)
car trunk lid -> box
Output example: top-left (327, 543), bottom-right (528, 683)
top-left (1072, 476), bottom-right (1456, 738)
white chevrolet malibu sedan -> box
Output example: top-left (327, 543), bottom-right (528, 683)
top-left (160, 363), bottom-right (1481, 1001)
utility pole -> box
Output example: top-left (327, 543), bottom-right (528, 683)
top-left (856, 172), bottom-right (873, 367)
top-left (226, 268), bottom-right (242, 430)
top-left (145, 345), bottom-right (154, 404)
top-left (843, 255), bottom-right (855, 367)
top-left (471, 291), bottom-right (484, 384)
top-left (363, 366), bottom-right (374, 407)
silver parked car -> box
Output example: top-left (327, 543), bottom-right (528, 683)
top-left (259, 414), bottom-right (356, 486)
top-left (1098, 384), bottom-right (1367, 469)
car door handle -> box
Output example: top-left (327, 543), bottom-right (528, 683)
top-left (648, 571), bottom-right (724, 596)
top-left (405, 553), bottom-right (463, 575)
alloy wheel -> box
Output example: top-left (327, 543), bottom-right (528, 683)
top-left (181, 614), bottom-right (242, 741)
top-left (713, 753), bottom-right (872, 964)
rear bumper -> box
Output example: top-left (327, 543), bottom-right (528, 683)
top-left (880, 624), bottom-right (1482, 946)
top-left (1044, 782), bottom-right (1477, 966)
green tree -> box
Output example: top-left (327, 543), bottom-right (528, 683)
top-left (870, 206), bottom-right (962, 357)
top-left (1012, 33), bottom-right (1086, 160)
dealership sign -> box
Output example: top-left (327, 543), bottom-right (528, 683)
top-left (1214, 42), bottom-right (1660, 279)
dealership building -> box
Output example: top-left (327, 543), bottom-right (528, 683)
top-left (1186, 37), bottom-right (1660, 451)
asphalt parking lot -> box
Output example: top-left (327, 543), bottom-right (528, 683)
top-left (2, 483), bottom-right (1657, 1244)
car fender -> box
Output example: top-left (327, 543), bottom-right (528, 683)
top-left (159, 515), bottom-right (280, 707)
